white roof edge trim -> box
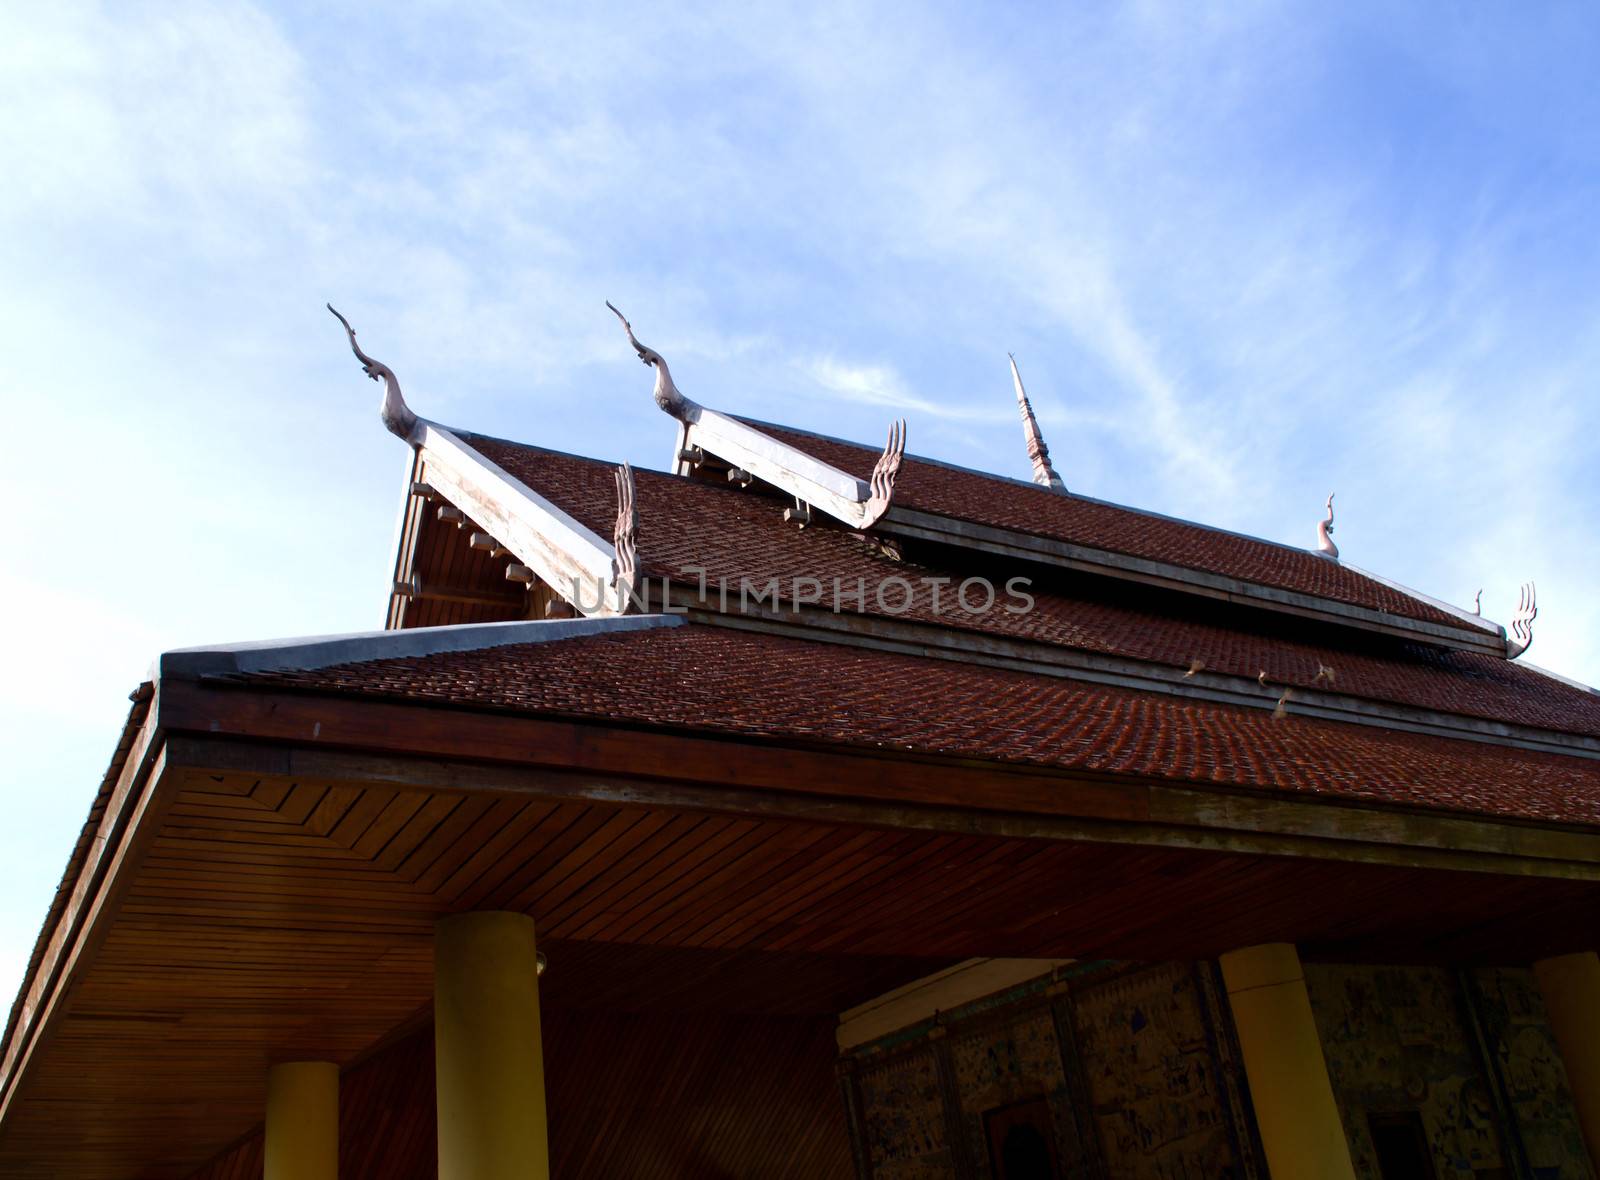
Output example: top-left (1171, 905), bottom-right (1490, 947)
top-left (419, 423), bottom-right (617, 585)
top-left (156, 615), bottom-right (683, 680)
top-left (691, 407), bottom-right (869, 501)
top-left (1343, 562), bottom-right (1504, 638)
top-left (1519, 659), bottom-right (1600, 696)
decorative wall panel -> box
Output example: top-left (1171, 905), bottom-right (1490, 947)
top-left (844, 961), bottom-right (1260, 1179)
top-left (1072, 961), bottom-right (1250, 1178)
top-left (1305, 964), bottom-right (1509, 1180)
top-left (1468, 967), bottom-right (1595, 1180)
top-left (949, 1004), bottom-right (1073, 1176)
top-left (857, 1046), bottom-right (958, 1179)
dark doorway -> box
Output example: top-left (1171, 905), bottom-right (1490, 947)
top-left (1368, 1111), bottom-right (1437, 1180)
top-left (985, 1097), bottom-right (1061, 1180)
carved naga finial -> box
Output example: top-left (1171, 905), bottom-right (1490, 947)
top-left (611, 462), bottom-right (639, 600)
top-left (327, 304), bottom-right (418, 441)
top-left (606, 302), bottom-right (693, 420)
top-left (1473, 589), bottom-right (1482, 616)
top-left (1507, 581), bottom-right (1537, 659)
top-left (1316, 493), bottom-right (1339, 560)
top-left (1009, 354), bottom-right (1065, 492)
top-left (862, 418), bottom-right (907, 527)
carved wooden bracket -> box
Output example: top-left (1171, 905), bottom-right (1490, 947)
top-left (612, 462), bottom-right (639, 604)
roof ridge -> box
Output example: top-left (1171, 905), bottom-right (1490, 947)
top-left (742, 417), bottom-right (1396, 570)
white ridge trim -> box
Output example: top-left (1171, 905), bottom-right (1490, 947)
top-left (1344, 562), bottom-right (1505, 638)
top-left (156, 615), bottom-right (683, 680)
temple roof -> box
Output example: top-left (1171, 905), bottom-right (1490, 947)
top-left (3, 315), bottom-right (1594, 1180)
top-left (395, 433), bottom-right (1598, 752)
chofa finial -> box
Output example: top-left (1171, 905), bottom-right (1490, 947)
top-left (1507, 582), bottom-right (1537, 660)
top-left (611, 462), bottom-right (638, 599)
top-left (1316, 493), bottom-right (1339, 560)
top-left (606, 302), bottom-right (693, 420)
top-left (1472, 589), bottom-right (1482, 616)
top-left (327, 304), bottom-right (418, 441)
top-left (1009, 354), bottom-right (1066, 492)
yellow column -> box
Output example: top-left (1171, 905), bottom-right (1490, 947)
top-left (1534, 951), bottom-right (1600, 1164)
top-left (1219, 943), bottom-right (1355, 1180)
top-left (264, 1060), bottom-right (339, 1180)
top-left (435, 911), bottom-right (549, 1180)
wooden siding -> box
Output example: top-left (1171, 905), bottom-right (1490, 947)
top-left (390, 458), bottom-right (529, 630)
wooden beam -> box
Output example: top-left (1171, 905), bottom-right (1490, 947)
top-left (152, 677), bottom-right (1600, 880)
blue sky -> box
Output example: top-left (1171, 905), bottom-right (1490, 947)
top-left (2, 1), bottom-right (1598, 1003)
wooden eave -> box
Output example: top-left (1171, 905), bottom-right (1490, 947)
top-left (5, 651), bottom-right (1600, 1176)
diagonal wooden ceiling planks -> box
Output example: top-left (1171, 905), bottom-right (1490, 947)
top-left (5, 723), bottom-right (1600, 1176)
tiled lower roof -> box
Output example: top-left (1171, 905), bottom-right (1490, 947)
top-left (235, 625), bottom-right (1600, 828)
top-left (465, 436), bottom-right (1600, 740)
top-left (751, 422), bottom-right (1472, 631)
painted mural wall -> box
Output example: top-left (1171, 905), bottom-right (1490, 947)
top-left (1305, 964), bottom-right (1510, 1179)
top-left (841, 961), bottom-right (1261, 1180)
top-left (1071, 960), bottom-right (1251, 1178)
top-left (855, 1047), bottom-right (959, 1180)
top-left (1304, 963), bottom-right (1594, 1180)
top-left (1468, 968), bottom-right (1595, 1180)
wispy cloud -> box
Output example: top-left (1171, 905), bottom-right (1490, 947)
top-left (804, 357), bottom-right (1009, 423)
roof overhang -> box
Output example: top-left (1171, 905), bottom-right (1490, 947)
top-left (4, 632), bottom-right (1600, 1175)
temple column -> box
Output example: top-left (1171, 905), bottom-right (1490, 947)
top-left (435, 911), bottom-right (549, 1180)
top-left (264, 1061), bottom-right (339, 1180)
top-left (1534, 951), bottom-right (1600, 1164)
top-left (1219, 943), bottom-right (1355, 1180)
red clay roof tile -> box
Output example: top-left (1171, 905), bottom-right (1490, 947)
top-left (238, 626), bottom-right (1600, 827)
top-left (752, 422), bottom-right (1471, 629)
top-left (464, 435), bottom-right (1600, 740)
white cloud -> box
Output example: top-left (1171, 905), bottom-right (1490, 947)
top-left (0, 0), bottom-right (312, 249)
top-left (805, 357), bottom-right (1007, 423)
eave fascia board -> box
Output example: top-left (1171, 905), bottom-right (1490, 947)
top-left (164, 698), bottom-right (1600, 875)
top-left (0, 690), bottom-right (168, 1129)
top-left (156, 615), bottom-right (683, 681)
top-left (415, 421), bottom-right (622, 616)
top-left (878, 505), bottom-right (1508, 656)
